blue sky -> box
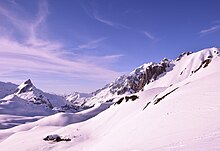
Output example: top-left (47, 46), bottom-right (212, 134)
top-left (0, 0), bottom-right (220, 93)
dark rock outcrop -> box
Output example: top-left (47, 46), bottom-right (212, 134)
top-left (154, 87), bottom-right (179, 105)
top-left (143, 102), bottom-right (151, 110)
top-left (114, 97), bottom-right (124, 105)
top-left (125, 95), bottom-right (139, 102)
top-left (109, 59), bottom-right (171, 95)
top-left (43, 135), bottom-right (71, 142)
top-left (193, 59), bottom-right (212, 73)
top-left (176, 52), bottom-right (192, 61)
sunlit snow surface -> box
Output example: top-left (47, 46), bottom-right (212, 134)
top-left (0, 48), bottom-right (220, 151)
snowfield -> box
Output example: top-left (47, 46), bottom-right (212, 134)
top-left (0, 48), bottom-right (220, 151)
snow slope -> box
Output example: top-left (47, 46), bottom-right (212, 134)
top-left (145, 47), bottom-right (219, 89)
top-left (0, 47), bottom-right (220, 151)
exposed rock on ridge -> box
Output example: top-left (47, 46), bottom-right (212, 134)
top-left (109, 58), bottom-right (171, 95)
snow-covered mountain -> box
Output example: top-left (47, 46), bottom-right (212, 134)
top-left (0, 81), bottom-right (17, 99)
top-left (80, 47), bottom-right (219, 107)
top-left (0, 79), bottom-right (95, 126)
top-left (75, 58), bottom-right (172, 107)
top-left (14, 79), bottom-right (53, 108)
top-left (0, 79), bottom-right (80, 128)
top-left (0, 47), bottom-right (219, 115)
top-left (0, 47), bottom-right (220, 151)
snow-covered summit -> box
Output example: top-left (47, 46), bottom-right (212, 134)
top-left (109, 59), bottom-right (171, 95)
top-left (13, 79), bottom-right (53, 108)
top-left (144, 47), bottom-right (220, 89)
top-left (15, 79), bottom-right (33, 94)
top-left (109, 47), bottom-right (220, 94)
top-left (0, 79), bottom-right (80, 118)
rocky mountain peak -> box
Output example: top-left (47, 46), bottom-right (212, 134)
top-left (24, 79), bottom-right (33, 86)
top-left (15, 79), bottom-right (34, 94)
top-left (109, 59), bottom-right (172, 95)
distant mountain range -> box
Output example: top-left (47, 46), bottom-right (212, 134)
top-left (1, 47), bottom-right (220, 150)
top-left (1, 47), bottom-right (219, 115)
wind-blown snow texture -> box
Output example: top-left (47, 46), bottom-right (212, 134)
top-left (0, 47), bottom-right (220, 151)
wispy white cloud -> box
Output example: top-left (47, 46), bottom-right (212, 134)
top-left (78, 54), bottom-right (124, 65)
top-left (0, 0), bottom-right (49, 46)
top-left (199, 25), bottom-right (220, 35)
top-left (27, 0), bottom-right (49, 46)
top-left (77, 37), bottom-right (107, 49)
top-left (0, 38), bottom-right (122, 80)
top-left (0, 0), bottom-right (123, 85)
top-left (0, 5), bottom-right (27, 33)
top-left (82, 1), bottom-right (158, 42)
top-left (93, 12), bottom-right (130, 29)
top-left (82, 2), bottom-right (130, 30)
top-left (142, 31), bottom-right (155, 40)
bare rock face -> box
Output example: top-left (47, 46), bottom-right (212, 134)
top-left (109, 59), bottom-right (171, 95)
